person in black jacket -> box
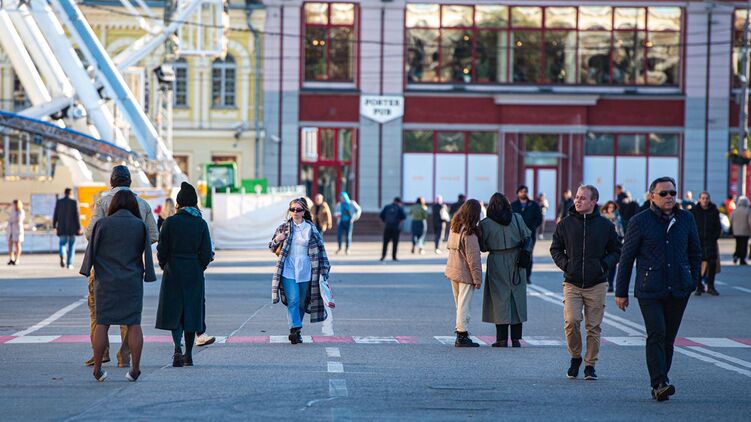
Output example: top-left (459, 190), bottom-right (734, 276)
top-left (379, 197), bottom-right (406, 261)
top-left (690, 192), bottom-right (722, 296)
top-left (615, 177), bottom-right (701, 401)
top-left (511, 186), bottom-right (543, 283)
top-left (445, 194), bottom-right (466, 241)
top-left (556, 190), bottom-right (573, 223)
top-left (550, 185), bottom-right (621, 381)
top-left (53, 188), bottom-right (82, 269)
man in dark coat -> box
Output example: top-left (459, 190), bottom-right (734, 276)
top-left (511, 185), bottom-right (543, 283)
top-left (445, 194), bottom-right (466, 241)
top-left (551, 185), bottom-right (621, 381)
top-left (53, 188), bottom-right (81, 268)
top-left (690, 192), bottom-right (722, 296)
top-left (615, 177), bottom-right (701, 401)
top-left (615, 187), bottom-right (639, 231)
top-left (379, 197), bottom-right (406, 261)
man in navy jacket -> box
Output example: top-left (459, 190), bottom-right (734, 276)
top-left (615, 177), bottom-right (701, 401)
top-left (512, 185), bottom-right (543, 283)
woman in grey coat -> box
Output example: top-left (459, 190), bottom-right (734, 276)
top-left (480, 193), bottom-right (531, 347)
top-left (80, 190), bottom-right (156, 382)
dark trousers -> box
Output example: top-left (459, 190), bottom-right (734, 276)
top-left (734, 236), bottom-right (749, 261)
top-left (433, 221), bottom-right (446, 250)
top-left (496, 323), bottom-right (522, 341)
top-left (638, 296), bottom-right (690, 388)
top-left (700, 259), bottom-right (717, 290)
top-left (382, 227), bottom-right (400, 260)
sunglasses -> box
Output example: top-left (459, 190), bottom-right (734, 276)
top-left (289, 207), bottom-right (305, 213)
top-left (656, 190), bottom-right (677, 198)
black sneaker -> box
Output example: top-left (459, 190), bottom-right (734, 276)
top-left (567, 357), bottom-right (583, 379)
top-left (454, 332), bottom-right (480, 348)
top-left (182, 355), bottom-right (193, 366)
top-left (652, 383), bottom-right (672, 401)
top-left (511, 339), bottom-right (521, 348)
top-left (60, 256), bottom-right (65, 268)
top-left (93, 369), bottom-right (108, 382)
top-left (707, 288), bottom-right (719, 296)
top-left (584, 366), bottom-right (597, 380)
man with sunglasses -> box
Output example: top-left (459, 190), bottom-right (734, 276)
top-left (615, 177), bottom-right (701, 402)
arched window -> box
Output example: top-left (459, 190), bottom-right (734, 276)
top-left (211, 54), bottom-right (236, 107)
top-left (172, 58), bottom-right (189, 107)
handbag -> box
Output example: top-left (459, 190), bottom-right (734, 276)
top-left (273, 224), bottom-right (289, 256)
top-left (513, 216), bottom-right (531, 269)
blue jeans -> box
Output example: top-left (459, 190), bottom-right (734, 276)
top-left (337, 220), bottom-right (353, 250)
top-left (59, 235), bottom-right (76, 267)
top-left (411, 220), bottom-right (427, 249)
top-left (281, 277), bottom-right (310, 329)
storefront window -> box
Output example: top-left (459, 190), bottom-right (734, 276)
top-left (585, 133), bottom-right (615, 155)
top-left (404, 130), bottom-right (434, 152)
top-left (437, 132), bottom-right (464, 152)
top-left (300, 127), bottom-right (357, 204)
top-left (405, 4), bottom-right (682, 86)
top-left (511, 31), bottom-right (542, 83)
top-left (617, 135), bottom-right (647, 155)
top-left (304, 2), bottom-right (357, 82)
top-left (468, 132), bottom-right (498, 153)
top-left (649, 133), bottom-right (679, 156)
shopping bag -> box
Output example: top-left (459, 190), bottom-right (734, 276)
top-left (320, 275), bottom-right (335, 309)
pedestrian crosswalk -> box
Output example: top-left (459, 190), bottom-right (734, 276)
top-left (1, 335), bottom-right (750, 347)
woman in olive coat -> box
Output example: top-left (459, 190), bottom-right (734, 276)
top-left (155, 182), bottom-right (213, 367)
top-left (480, 193), bottom-right (531, 347)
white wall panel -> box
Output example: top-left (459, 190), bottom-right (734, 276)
top-left (435, 154), bottom-right (466, 201)
top-left (584, 156), bottom-right (615, 203)
top-left (403, 154), bottom-right (433, 201)
top-left (616, 157), bottom-right (647, 200)
top-left (467, 155), bottom-right (498, 202)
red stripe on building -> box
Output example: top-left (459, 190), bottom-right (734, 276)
top-left (299, 93), bottom-right (360, 122)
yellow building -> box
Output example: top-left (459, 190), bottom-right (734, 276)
top-left (0, 1), bottom-right (264, 205)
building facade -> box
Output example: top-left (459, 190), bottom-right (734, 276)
top-left (262, 0), bottom-right (749, 217)
top-left (0, 1), bottom-right (263, 204)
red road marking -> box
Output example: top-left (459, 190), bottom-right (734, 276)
top-left (0, 336), bottom-right (13, 344)
top-left (478, 336), bottom-right (495, 345)
top-left (312, 336), bottom-right (355, 343)
top-left (143, 336), bottom-right (173, 343)
top-left (731, 338), bottom-right (751, 346)
top-left (395, 336), bottom-right (418, 344)
top-left (52, 335), bottom-right (89, 343)
top-left (226, 336), bottom-right (269, 344)
top-left (674, 337), bottom-right (704, 347)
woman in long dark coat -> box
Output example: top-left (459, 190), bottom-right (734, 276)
top-left (480, 193), bottom-right (531, 347)
top-left (80, 190), bottom-right (156, 382)
top-left (155, 182), bottom-right (213, 367)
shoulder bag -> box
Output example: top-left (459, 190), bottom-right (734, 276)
top-left (513, 216), bottom-right (531, 269)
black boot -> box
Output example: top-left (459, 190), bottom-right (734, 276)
top-left (454, 331), bottom-right (479, 348)
top-left (289, 328), bottom-right (303, 344)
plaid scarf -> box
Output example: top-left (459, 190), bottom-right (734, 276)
top-left (270, 220), bottom-right (331, 323)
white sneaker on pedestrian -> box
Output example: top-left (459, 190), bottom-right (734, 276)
top-left (196, 334), bottom-right (215, 346)
top-left (67, 265), bottom-right (74, 269)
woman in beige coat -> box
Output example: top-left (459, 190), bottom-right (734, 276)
top-left (444, 199), bottom-right (483, 347)
top-left (731, 196), bottom-right (751, 265)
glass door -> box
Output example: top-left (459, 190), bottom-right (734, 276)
top-left (300, 128), bottom-right (357, 208)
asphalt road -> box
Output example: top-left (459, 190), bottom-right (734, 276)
top-left (1, 239), bottom-right (750, 421)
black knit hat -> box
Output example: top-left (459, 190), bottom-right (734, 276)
top-left (110, 165), bottom-right (131, 187)
top-left (176, 181), bottom-right (198, 207)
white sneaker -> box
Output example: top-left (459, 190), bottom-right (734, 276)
top-left (196, 334), bottom-right (215, 346)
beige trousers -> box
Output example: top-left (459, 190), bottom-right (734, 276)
top-left (563, 282), bottom-right (607, 367)
top-left (451, 281), bottom-right (474, 332)
top-left (88, 271), bottom-right (130, 364)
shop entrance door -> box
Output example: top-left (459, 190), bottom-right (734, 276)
top-left (525, 166), bottom-right (557, 221)
top-left (300, 128), bottom-right (357, 208)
